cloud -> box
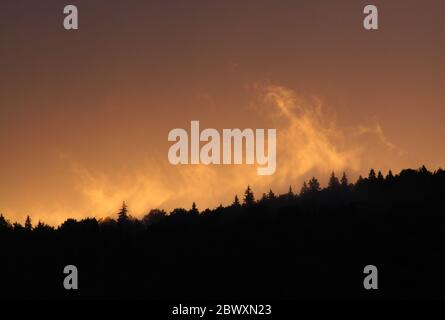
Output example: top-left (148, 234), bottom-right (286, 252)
top-left (260, 85), bottom-right (362, 184)
top-left (41, 84), bottom-right (400, 224)
top-left (357, 122), bottom-right (397, 150)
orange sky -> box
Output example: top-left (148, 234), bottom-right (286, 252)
top-left (1, 0), bottom-right (444, 225)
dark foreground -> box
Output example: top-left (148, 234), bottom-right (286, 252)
top-left (1, 167), bottom-right (444, 300)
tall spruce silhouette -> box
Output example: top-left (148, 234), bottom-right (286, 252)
top-left (340, 172), bottom-right (349, 188)
top-left (243, 185), bottom-right (255, 206)
top-left (24, 215), bottom-right (32, 230)
top-left (117, 201), bottom-right (129, 224)
top-left (232, 195), bottom-right (241, 207)
top-left (328, 172), bottom-right (340, 189)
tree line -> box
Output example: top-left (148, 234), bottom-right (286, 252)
top-left (0, 166), bottom-right (441, 232)
top-left (1, 165), bottom-right (445, 299)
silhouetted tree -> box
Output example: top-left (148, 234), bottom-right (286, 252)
top-left (13, 222), bottom-right (23, 231)
top-left (308, 177), bottom-right (321, 193)
top-left (243, 185), bottom-right (255, 206)
top-left (260, 193), bottom-right (268, 203)
top-left (340, 172), bottom-right (348, 188)
top-left (142, 209), bottom-right (167, 226)
top-left (386, 170), bottom-right (394, 181)
top-left (300, 181), bottom-right (309, 196)
top-left (368, 169), bottom-right (376, 181)
top-left (328, 172), bottom-right (340, 189)
top-left (117, 201), bottom-right (129, 224)
top-left (232, 195), bottom-right (241, 207)
top-left (215, 204), bottom-right (224, 215)
top-left (377, 170), bottom-right (384, 183)
top-left (190, 202), bottom-right (199, 215)
top-left (34, 221), bottom-right (53, 233)
top-left (0, 214), bottom-right (11, 230)
top-left (287, 186), bottom-right (294, 198)
top-left (267, 189), bottom-right (276, 200)
top-left (59, 218), bottom-right (78, 232)
top-left (100, 216), bottom-right (117, 227)
top-left (419, 165), bottom-right (431, 176)
top-left (171, 208), bottom-right (188, 216)
top-left (24, 215), bottom-right (32, 230)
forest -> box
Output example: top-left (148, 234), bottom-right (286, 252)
top-left (1, 166), bottom-right (445, 299)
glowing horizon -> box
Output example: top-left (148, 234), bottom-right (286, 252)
top-left (1, 1), bottom-right (445, 226)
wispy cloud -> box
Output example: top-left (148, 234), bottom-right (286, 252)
top-left (21, 84), bottom-right (400, 225)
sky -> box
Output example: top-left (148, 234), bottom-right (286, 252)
top-left (1, 0), bottom-right (444, 225)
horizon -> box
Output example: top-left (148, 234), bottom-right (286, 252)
top-left (0, 164), bottom-right (438, 227)
top-left (1, 0), bottom-right (445, 225)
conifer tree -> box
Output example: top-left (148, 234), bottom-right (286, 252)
top-left (232, 195), bottom-right (240, 207)
top-left (340, 172), bottom-right (348, 188)
top-left (288, 186), bottom-right (294, 197)
top-left (117, 201), bottom-right (129, 224)
top-left (25, 215), bottom-right (32, 230)
top-left (243, 185), bottom-right (255, 206)
top-left (386, 170), bottom-right (394, 181)
top-left (368, 169), bottom-right (377, 180)
top-left (190, 202), bottom-right (199, 215)
top-left (300, 181), bottom-right (309, 195)
top-left (377, 170), bottom-right (384, 182)
top-left (328, 172), bottom-right (340, 189)
top-left (308, 177), bottom-right (321, 192)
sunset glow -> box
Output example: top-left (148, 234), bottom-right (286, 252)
top-left (1, 1), bottom-right (444, 225)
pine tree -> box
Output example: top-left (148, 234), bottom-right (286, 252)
top-left (25, 215), bottom-right (32, 230)
top-left (267, 189), bottom-right (276, 200)
top-left (300, 181), bottom-right (309, 195)
top-left (13, 222), bottom-right (23, 230)
top-left (386, 170), bottom-right (394, 181)
top-left (261, 193), bottom-right (268, 202)
top-left (340, 172), bottom-right (348, 188)
top-left (288, 186), bottom-right (294, 197)
top-left (377, 170), bottom-right (384, 182)
top-left (356, 175), bottom-right (364, 188)
top-left (308, 177), bottom-right (321, 192)
top-left (117, 201), bottom-right (129, 224)
top-left (368, 169), bottom-right (376, 180)
top-left (190, 202), bottom-right (199, 215)
top-left (419, 165), bottom-right (431, 176)
top-left (0, 214), bottom-right (11, 230)
top-left (328, 172), bottom-right (340, 189)
top-left (243, 185), bottom-right (255, 206)
top-left (232, 195), bottom-right (240, 207)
